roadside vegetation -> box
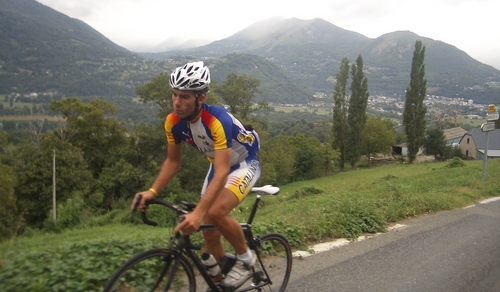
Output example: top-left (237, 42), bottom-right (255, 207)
top-left (1, 158), bottom-right (499, 291)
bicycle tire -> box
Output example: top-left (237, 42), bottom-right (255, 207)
top-left (103, 248), bottom-right (196, 292)
top-left (244, 233), bottom-right (292, 292)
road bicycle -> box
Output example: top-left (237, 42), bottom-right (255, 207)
top-left (103, 185), bottom-right (292, 292)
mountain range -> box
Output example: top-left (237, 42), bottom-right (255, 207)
top-left (146, 17), bottom-right (500, 104)
top-left (1, 0), bottom-right (499, 105)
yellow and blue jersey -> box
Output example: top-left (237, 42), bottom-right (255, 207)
top-left (164, 104), bottom-right (260, 166)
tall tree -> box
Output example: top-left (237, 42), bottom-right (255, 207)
top-left (14, 135), bottom-right (92, 228)
top-left (259, 135), bottom-right (298, 185)
top-left (212, 73), bottom-right (267, 121)
top-left (290, 134), bottom-right (324, 181)
top-left (135, 72), bottom-right (173, 118)
top-left (403, 40), bottom-right (428, 163)
top-left (0, 163), bottom-right (17, 240)
top-left (346, 55), bottom-right (369, 169)
top-left (332, 57), bottom-right (350, 170)
top-left (50, 98), bottom-right (128, 178)
top-left (423, 127), bottom-right (447, 161)
top-left (360, 116), bottom-right (396, 166)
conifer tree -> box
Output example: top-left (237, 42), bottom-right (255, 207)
top-left (346, 55), bottom-right (369, 169)
top-left (332, 57), bottom-right (350, 170)
top-left (403, 40), bottom-right (427, 163)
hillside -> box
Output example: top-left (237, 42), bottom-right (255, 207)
top-left (361, 31), bottom-right (500, 101)
top-left (149, 18), bottom-right (500, 104)
top-left (0, 0), bottom-right (155, 96)
top-left (1, 2), bottom-right (499, 105)
top-left (208, 54), bottom-right (314, 103)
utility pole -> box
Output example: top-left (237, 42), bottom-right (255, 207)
top-left (52, 149), bottom-right (56, 220)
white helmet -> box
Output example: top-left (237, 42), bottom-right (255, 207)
top-left (169, 61), bottom-right (210, 91)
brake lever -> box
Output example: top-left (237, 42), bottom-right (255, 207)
top-left (174, 215), bottom-right (186, 239)
top-left (128, 194), bottom-right (143, 219)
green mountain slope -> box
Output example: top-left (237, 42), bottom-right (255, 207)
top-left (361, 31), bottom-right (500, 100)
top-left (0, 0), bottom-right (146, 96)
top-left (208, 53), bottom-right (314, 103)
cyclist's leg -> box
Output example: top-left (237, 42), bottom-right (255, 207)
top-left (201, 156), bottom-right (260, 256)
top-left (203, 156), bottom-right (260, 258)
top-left (202, 189), bottom-right (243, 284)
top-left (205, 189), bottom-right (254, 288)
top-left (201, 164), bottom-right (243, 262)
top-left (204, 188), bottom-right (247, 255)
top-left (214, 157), bottom-right (262, 287)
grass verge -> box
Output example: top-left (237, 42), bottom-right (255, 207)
top-left (1, 159), bottom-right (499, 291)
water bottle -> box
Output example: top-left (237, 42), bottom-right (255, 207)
top-left (201, 251), bottom-right (221, 277)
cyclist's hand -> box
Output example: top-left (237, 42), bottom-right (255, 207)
top-left (131, 191), bottom-right (156, 212)
top-left (173, 213), bottom-right (202, 235)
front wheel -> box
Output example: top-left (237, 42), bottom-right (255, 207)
top-left (103, 248), bottom-right (196, 292)
top-left (249, 233), bottom-right (292, 292)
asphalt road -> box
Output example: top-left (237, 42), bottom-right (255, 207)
top-left (286, 197), bottom-right (500, 292)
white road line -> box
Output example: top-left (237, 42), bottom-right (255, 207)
top-left (292, 224), bottom-right (408, 258)
top-left (293, 197), bottom-right (500, 259)
top-left (479, 197), bottom-right (500, 204)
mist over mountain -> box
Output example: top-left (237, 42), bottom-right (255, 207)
top-left (1, 0), bottom-right (499, 105)
top-left (147, 17), bottom-right (500, 104)
top-left (132, 36), bottom-right (213, 53)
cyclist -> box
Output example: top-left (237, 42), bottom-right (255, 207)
top-left (131, 61), bottom-right (261, 289)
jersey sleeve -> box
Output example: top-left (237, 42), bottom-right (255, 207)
top-left (164, 113), bottom-right (182, 144)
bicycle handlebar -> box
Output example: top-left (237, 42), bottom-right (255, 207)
top-left (130, 194), bottom-right (189, 227)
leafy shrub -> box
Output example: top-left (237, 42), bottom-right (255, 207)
top-left (84, 209), bottom-right (129, 227)
top-left (316, 201), bottom-right (386, 239)
top-left (43, 196), bottom-right (87, 233)
top-left (445, 157), bottom-right (466, 168)
top-left (253, 221), bottom-right (306, 248)
top-left (0, 237), bottom-right (169, 292)
top-left (293, 186), bottom-right (324, 199)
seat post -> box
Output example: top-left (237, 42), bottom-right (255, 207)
top-left (247, 194), bottom-right (262, 224)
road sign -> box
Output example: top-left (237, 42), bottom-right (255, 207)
top-left (487, 113), bottom-right (499, 121)
top-left (481, 122), bottom-right (496, 132)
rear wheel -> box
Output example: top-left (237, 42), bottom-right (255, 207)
top-left (246, 233), bottom-right (292, 292)
top-left (103, 248), bottom-right (195, 292)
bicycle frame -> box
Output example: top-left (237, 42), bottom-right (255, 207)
top-left (137, 185), bottom-right (281, 292)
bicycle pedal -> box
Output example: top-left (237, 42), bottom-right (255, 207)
top-left (252, 270), bottom-right (266, 282)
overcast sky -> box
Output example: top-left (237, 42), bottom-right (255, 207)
top-left (36, 0), bottom-right (499, 70)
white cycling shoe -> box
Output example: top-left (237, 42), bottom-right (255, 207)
top-left (222, 252), bottom-right (256, 288)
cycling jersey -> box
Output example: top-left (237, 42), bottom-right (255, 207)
top-left (164, 103), bottom-right (260, 166)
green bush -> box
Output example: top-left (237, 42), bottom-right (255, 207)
top-left (293, 186), bottom-right (324, 199)
top-left (446, 157), bottom-right (466, 168)
top-left (84, 209), bottom-right (129, 227)
top-left (311, 199), bottom-right (385, 240)
top-left (43, 196), bottom-right (87, 233)
top-left (0, 237), bottom-right (170, 292)
top-left (253, 221), bottom-right (306, 248)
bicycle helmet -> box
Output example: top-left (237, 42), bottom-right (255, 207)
top-left (169, 61), bottom-right (210, 92)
